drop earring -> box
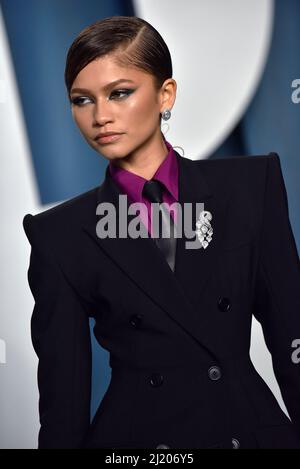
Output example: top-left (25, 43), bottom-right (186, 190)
top-left (161, 109), bottom-right (171, 121)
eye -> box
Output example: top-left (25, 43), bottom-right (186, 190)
top-left (71, 96), bottom-right (92, 106)
top-left (70, 88), bottom-right (134, 107)
top-left (109, 89), bottom-right (134, 100)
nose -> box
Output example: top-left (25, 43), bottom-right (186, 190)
top-left (93, 98), bottom-right (114, 126)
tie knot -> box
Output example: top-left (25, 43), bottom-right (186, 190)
top-left (142, 179), bottom-right (164, 204)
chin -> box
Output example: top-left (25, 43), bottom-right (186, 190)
top-left (103, 144), bottom-right (134, 159)
top-left (98, 151), bottom-right (128, 165)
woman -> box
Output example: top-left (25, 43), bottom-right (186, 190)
top-left (23, 15), bottom-right (300, 449)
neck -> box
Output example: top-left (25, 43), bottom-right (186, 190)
top-left (111, 131), bottom-right (168, 180)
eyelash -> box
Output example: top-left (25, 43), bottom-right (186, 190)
top-left (71, 89), bottom-right (134, 106)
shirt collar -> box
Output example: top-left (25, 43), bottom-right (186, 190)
top-left (108, 139), bottom-right (179, 204)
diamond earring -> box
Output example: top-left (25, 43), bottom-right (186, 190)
top-left (161, 109), bottom-right (171, 121)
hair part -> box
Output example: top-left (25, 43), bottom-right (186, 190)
top-left (64, 15), bottom-right (173, 106)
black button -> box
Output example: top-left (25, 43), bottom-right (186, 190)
top-left (218, 297), bottom-right (231, 312)
top-left (208, 366), bottom-right (222, 381)
top-left (232, 437), bottom-right (240, 449)
top-left (150, 373), bottom-right (164, 387)
top-left (129, 314), bottom-right (143, 328)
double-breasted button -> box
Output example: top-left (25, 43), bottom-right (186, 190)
top-left (232, 438), bottom-right (240, 449)
top-left (129, 314), bottom-right (143, 328)
top-left (156, 443), bottom-right (170, 449)
top-left (150, 373), bottom-right (164, 387)
top-left (208, 366), bottom-right (222, 381)
top-left (218, 297), bottom-right (231, 312)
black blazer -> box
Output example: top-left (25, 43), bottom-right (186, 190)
top-left (23, 151), bottom-right (300, 449)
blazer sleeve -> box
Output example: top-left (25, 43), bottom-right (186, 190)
top-left (23, 214), bottom-right (92, 449)
top-left (252, 152), bottom-right (300, 434)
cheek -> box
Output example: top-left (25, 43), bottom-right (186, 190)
top-left (72, 110), bottom-right (89, 132)
top-left (126, 95), bottom-right (158, 127)
top-left (72, 110), bottom-right (80, 126)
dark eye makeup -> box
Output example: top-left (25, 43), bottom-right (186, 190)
top-left (70, 88), bottom-right (135, 106)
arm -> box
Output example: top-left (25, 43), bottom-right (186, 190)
top-left (23, 214), bottom-right (92, 448)
top-left (252, 152), bottom-right (300, 434)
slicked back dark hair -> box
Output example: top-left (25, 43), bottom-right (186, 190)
top-left (64, 15), bottom-right (173, 124)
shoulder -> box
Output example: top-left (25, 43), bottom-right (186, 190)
top-left (180, 152), bottom-right (283, 215)
top-left (23, 184), bottom-right (99, 244)
top-left (190, 151), bottom-right (279, 171)
top-left (188, 151), bottom-right (280, 190)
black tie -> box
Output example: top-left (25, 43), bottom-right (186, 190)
top-left (142, 179), bottom-right (177, 272)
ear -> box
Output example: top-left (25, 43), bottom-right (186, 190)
top-left (159, 79), bottom-right (177, 112)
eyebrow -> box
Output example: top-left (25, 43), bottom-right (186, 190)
top-left (70, 78), bottom-right (135, 94)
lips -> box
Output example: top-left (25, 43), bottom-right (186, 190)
top-left (94, 133), bottom-right (124, 144)
top-left (94, 132), bottom-right (123, 140)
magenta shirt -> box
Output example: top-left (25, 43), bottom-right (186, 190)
top-left (109, 140), bottom-right (179, 237)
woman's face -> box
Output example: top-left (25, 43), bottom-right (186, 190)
top-left (70, 54), bottom-right (176, 164)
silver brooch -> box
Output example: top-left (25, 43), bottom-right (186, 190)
top-left (196, 210), bottom-right (213, 249)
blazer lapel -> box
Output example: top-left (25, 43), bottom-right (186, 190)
top-left (82, 151), bottom-right (229, 358)
top-left (174, 154), bottom-right (230, 313)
